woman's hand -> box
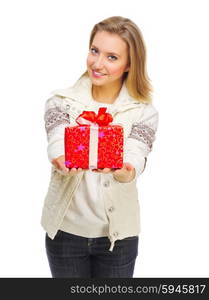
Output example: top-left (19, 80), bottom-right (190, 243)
top-left (51, 156), bottom-right (135, 182)
top-left (92, 162), bottom-right (136, 183)
top-left (51, 155), bottom-right (87, 175)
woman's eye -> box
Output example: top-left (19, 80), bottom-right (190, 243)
top-left (108, 55), bottom-right (117, 61)
top-left (90, 48), bottom-right (117, 60)
top-left (90, 48), bottom-right (97, 53)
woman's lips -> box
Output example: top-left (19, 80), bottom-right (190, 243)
top-left (92, 70), bottom-right (107, 78)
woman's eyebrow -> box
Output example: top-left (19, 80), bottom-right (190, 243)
top-left (91, 44), bottom-right (121, 57)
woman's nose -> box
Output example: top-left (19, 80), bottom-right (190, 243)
top-left (93, 55), bottom-right (105, 69)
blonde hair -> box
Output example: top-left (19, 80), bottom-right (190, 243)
top-left (79, 16), bottom-right (153, 104)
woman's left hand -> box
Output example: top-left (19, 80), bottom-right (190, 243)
top-left (92, 162), bottom-right (136, 183)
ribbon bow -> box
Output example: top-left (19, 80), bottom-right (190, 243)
top-left (76, 107), bottom-right (113, 126)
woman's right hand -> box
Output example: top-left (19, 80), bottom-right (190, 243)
top-left (51, 155), bottom-right (86, 175)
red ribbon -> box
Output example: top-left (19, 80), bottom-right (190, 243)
top-left (76, 107), bottom-right (113, 126)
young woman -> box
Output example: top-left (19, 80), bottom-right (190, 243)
top-left (41, 16), bottom-right (159, 278)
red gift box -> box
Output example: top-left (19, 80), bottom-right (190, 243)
top-left (64, 107), bottom-right (123, 169)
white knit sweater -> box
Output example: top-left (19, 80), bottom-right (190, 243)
top-left (59, 98), bottom-right (140, 238)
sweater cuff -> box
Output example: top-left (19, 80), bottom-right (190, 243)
top-left (112, 159), bottom-right (145, 185)
top-left (123, 155), bottom-right (146, 182)
top-left (47, 140), bottom-right (65, 163)
top-left (124, 163), bottom-right (141, 183)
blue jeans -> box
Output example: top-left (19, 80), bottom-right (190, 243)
top-left (45, 230), bottom-right (139, 278)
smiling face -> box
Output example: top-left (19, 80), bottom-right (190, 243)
top-left (86, 31), bottom-right (130, 87)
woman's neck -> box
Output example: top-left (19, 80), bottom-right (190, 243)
top-left (91, 81), bottom-right (123, 104)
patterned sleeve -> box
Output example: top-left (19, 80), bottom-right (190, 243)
top-left (123, 103), bottom-right (159, 181)
top-left (44, 95), bottom-right (71, 162)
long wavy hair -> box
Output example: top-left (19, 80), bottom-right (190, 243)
top-left (78, 16), bottom-right (153, 104)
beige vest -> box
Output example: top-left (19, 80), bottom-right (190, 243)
top-left (41, 75), bottom-right (159, 251)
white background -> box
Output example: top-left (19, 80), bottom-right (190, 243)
top-left (0, 0), bottom-right (208, 277)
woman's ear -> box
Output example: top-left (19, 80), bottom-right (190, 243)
top-left (125, 65), bottom-right (130, 72)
